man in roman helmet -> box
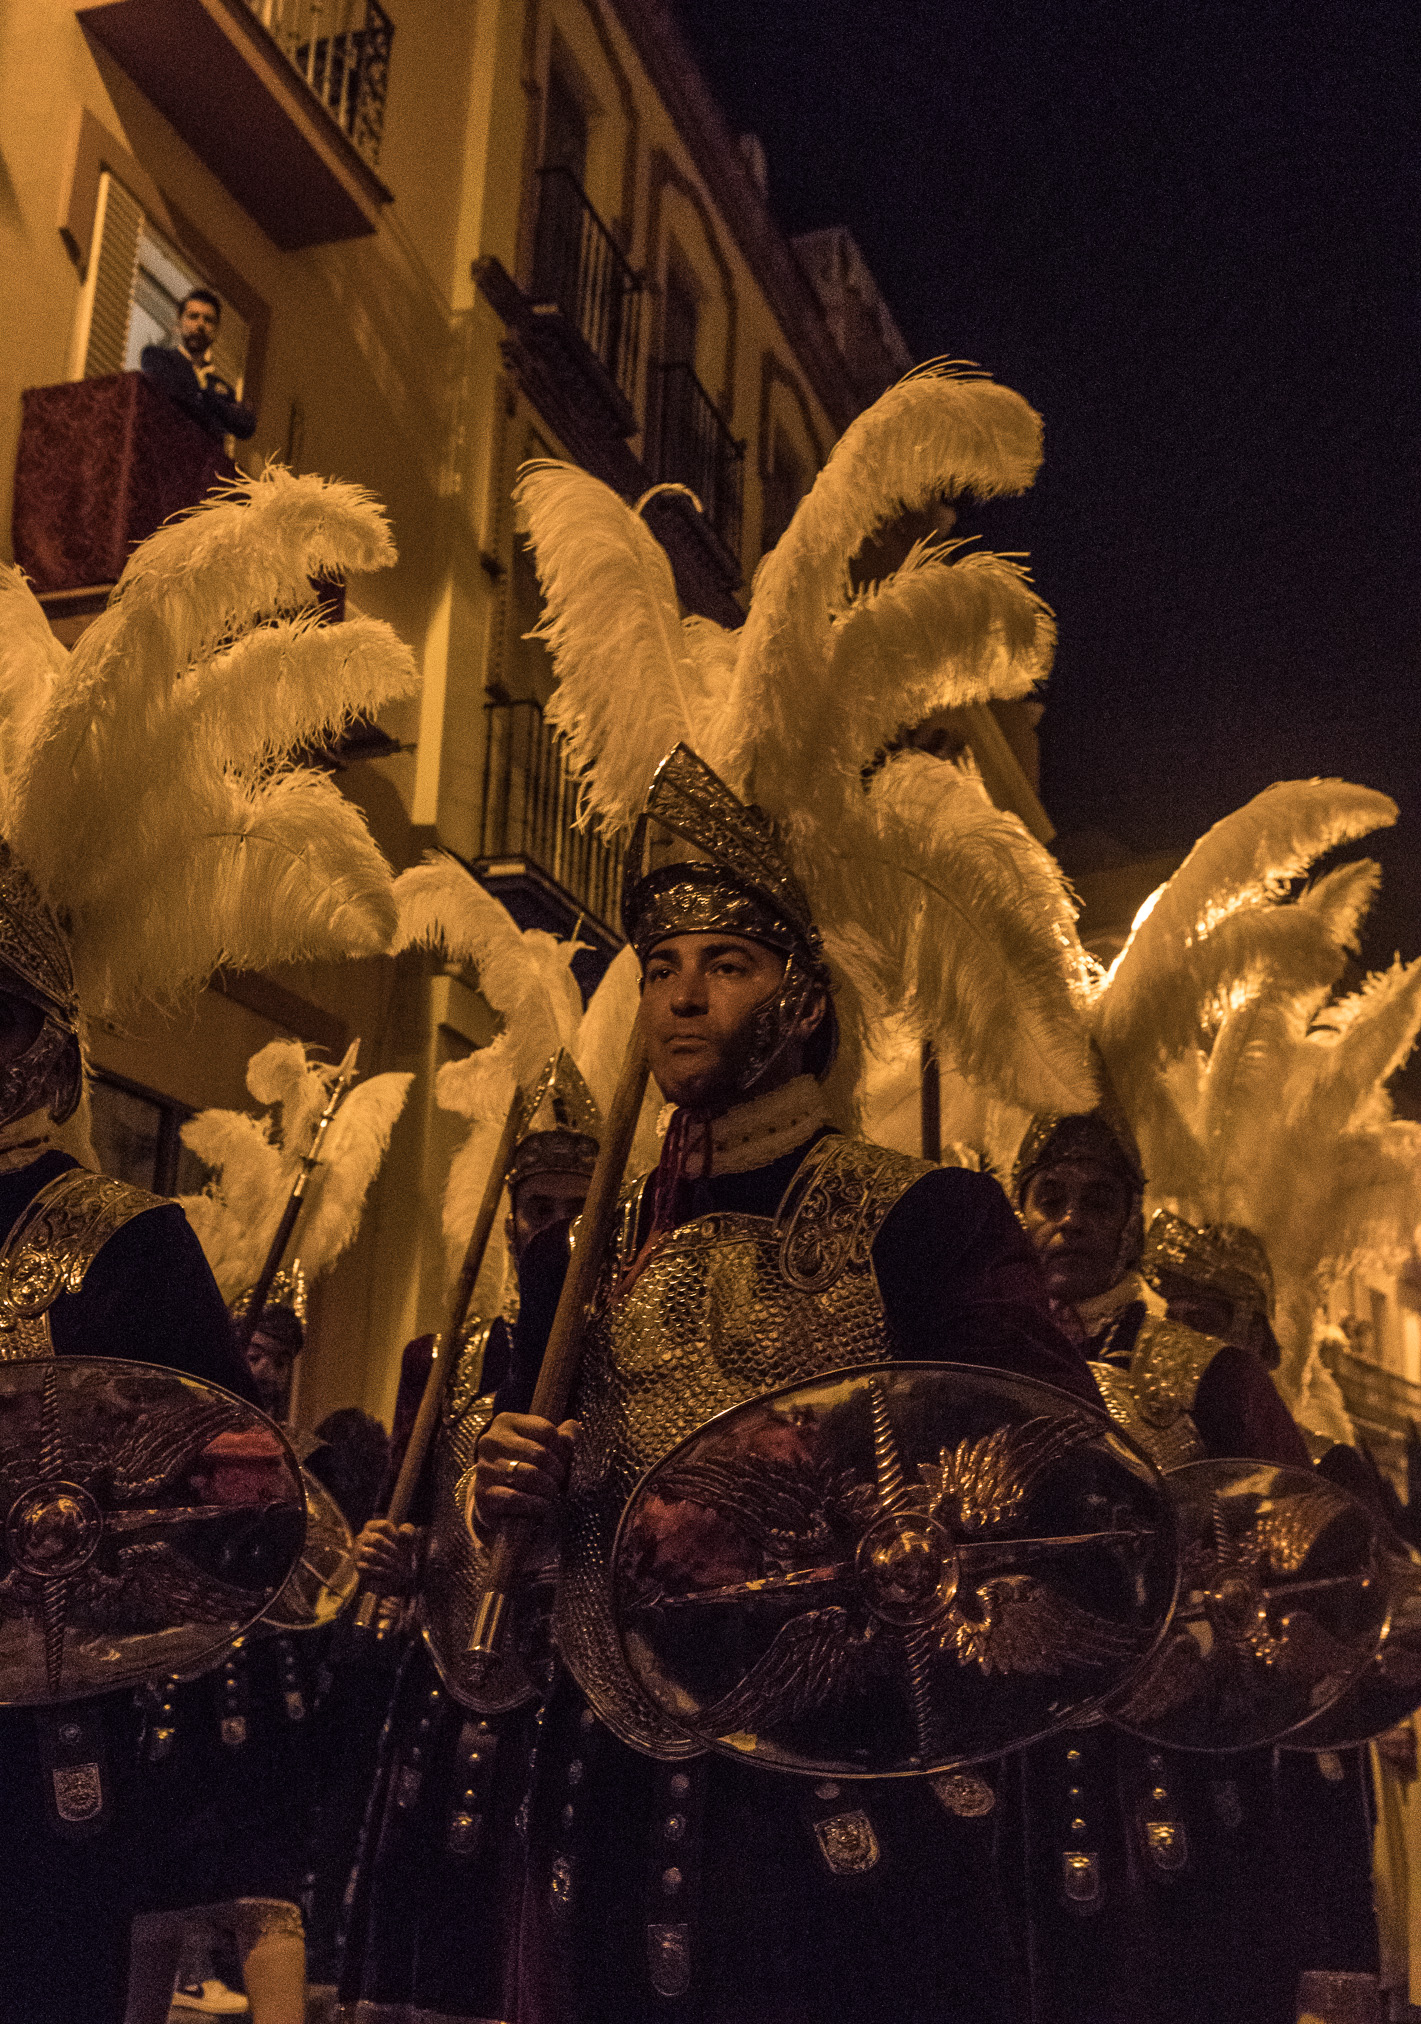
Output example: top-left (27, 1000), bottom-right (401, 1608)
top-left (1012, 1108), bottom-right (1311, 1472)
top-left (465, 751), bottom-right (1095, 2024)
top-left (0, 848), bottom-right (262, 2024)
top-left (1142, 1210), bottom-right (1286, 1372)
top-left (1012, 1116), bottom-right (1382, 2023)
top-left (338, 1109), bottom-right (598, 2024)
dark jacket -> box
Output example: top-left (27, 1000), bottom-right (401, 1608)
top-left (140, 342), bottom-right (256, 441)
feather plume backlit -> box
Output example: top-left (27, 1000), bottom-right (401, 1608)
top-left (1050, 777), bottom-right (1421, 1400)
top-left (178, 1038), bottom-right (412, 1304)
top-left (2, 466), bottom-right (418, 1024)
top-left (394, 854), bottom-right (598, 1303)
top-left (516, 364), bottom-right (1094, 1121)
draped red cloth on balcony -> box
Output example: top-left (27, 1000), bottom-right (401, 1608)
top-left (11, 372), bottom-right (236, 594)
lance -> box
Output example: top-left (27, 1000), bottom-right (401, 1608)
top-left (234, 1039), bottom-right (361, 1353)
top-left (351, 1050), bottom-right (565, 1629)
top-left (467, 1016), bottom-right (651, 1674)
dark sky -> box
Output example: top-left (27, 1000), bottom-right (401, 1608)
top-left (676, 0), bottom-right (1420, 966)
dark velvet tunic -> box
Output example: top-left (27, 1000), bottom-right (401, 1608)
top-left (0, 1152), bottom-right (257, 2024)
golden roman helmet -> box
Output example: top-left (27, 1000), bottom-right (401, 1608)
top-left (621, 745), bottom-right (837, 1093)
top-left (1141, 1209), bottom-right (1275, 1322)
top-left (0, 841), bottom-right (83, 1126)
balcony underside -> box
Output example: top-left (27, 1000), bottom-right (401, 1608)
top-left (78, 0), bottom-right (391, 248)
top-left (476, 258), bottom-right (637, 443)
top-left (476, 259), bottom-right (744, 627)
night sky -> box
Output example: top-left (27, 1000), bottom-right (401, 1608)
top-left (676, 0), bottom-right (1419, 966)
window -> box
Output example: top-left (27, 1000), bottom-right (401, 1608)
top-left (87, 1070), bottom-right (205, 1196)
top-left (661, 261), bottom-right (699, 371)
top-left (761, 426), bottom-right (805, 553)
top-left (71, 171), bottom-right (249, 395)
top-left (542, 61), bottom-right (589, 183)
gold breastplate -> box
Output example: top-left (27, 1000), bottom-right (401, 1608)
top-left (0, 1167), bottom-right (166, 1361)
top-left (554, 1132), bottom-right (933, 1756)
top-left (1090, 1313), bottom-right (1224, 1471)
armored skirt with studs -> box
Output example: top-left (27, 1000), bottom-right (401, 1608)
top-left (1004, 1298), bottom-right (1378, 2024)
top-left (491, 1133), bottom-right (1100, 2024)
top-left (0, 1152), bottom-right (259, 2024)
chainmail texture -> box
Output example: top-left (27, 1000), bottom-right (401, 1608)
top-left (554, 1133), bottom-right (933, 1756)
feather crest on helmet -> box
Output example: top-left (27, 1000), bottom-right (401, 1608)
top-left (515, 364), bottom-right (1094, 1124)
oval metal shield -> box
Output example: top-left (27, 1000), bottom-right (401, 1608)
top-left (262, 1466), bottom-right (359, 1634)
top-left (1283, 1549), bottom-right (1421, 1752)
top-left (0, 1357), bottom-right (305, 1704)
top-left (611, 1361), bottom-right (1177, 1778)
top-left (1111, 1458), bottom-right (1386, 1752)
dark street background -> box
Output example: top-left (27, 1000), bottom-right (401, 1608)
top-left (677, 0), bottom-right (1419, 978)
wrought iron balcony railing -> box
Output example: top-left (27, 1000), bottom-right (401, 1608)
top-left (245, 0), bottom-right (394, 165)
top-left (529, 167), bottom-right (642, 413)
top-left (649, 361), bottom-right (745, 562)
top-left (478, 700), bottom-right (624, 941)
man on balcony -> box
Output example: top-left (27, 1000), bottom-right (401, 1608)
top-left (141, 288), bottom-right (255, 443)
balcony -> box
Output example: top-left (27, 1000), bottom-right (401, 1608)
top-left (247, 0), bottom-right (392, 166)
top-left (475, 170), bottom-right (642, 444)
top-left (646, 361), bottom-right (745, 585)
top-left (12, 372), bottom-right (236, 621)
top-left (474, 700), bottom-right (625, 992)
top-left (529, 169), bottom-right (642, 425)
top-left (78, 0), bottom-right (393, 248)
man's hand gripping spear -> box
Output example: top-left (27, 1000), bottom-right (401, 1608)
top-left (465, 1019), bottom-right (651, 1676)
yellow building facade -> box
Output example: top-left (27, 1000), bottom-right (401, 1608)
top-left (0, 0), bottom-right (1047, 1433)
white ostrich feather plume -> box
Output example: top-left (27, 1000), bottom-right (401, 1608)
top-left (1096, 780), bottom-right (1395, 1069)
top-left (514, 464), bottom-right (716, 831)
top-left (0, 568), bottom-right (67, 825)
top-left (725, 365), bottom-right (1044, 800)
top-left (1, 467), bottom-right (417, 1024)
top-left (177, 1038), bottom-right (411, 1302)
top-left (514, 366), bottom-right (1081, 1123)
top-left (818, 753), bottom-right (1095, 1116)
top-left (399, 855), bottom-right (597, 1296)
top-left (571, 943), bottom-right (663, 1176)
top-left (1082, 779), bottom-right (1421, 1395)
top-left (395, 853), bottom-right (583, 1092)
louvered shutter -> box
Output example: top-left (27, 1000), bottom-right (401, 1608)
top-left (82, 173), bottom-right (144, 379)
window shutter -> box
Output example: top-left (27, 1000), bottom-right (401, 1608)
top-left (83, 173), bottom-right (144, 379)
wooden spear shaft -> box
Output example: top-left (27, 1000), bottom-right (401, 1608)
top-left (351, 1083), bottom-right (525, 1627)
top-left (467, 1021), bottom-right (650, 1671)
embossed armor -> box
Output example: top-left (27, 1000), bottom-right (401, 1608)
top-left (1089, 1313), bottom-right (1226, 1471)
top-left (421, 1318), bottom-right (552, 1713)
top-left (1112, 1458), bottom-right (1386, 1751)
top-left (554, 1132), bottom-right (935, 1756)
top-left (0, 1167), bottom-right (167, 1360)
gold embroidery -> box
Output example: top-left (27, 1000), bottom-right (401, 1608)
top-left (0, 1169), bottom-right (164, 1361)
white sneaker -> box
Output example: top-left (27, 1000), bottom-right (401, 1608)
top-left (170, 1980), bottom-right (250, 2016)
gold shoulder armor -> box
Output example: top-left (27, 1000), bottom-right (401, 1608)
top-left (1129, 1313), bottom-right (1227, 1430)
top-left (776, 1134), bottom-right (937, 1293)
top-left (0, 1168), bottom-right (168, 1360)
